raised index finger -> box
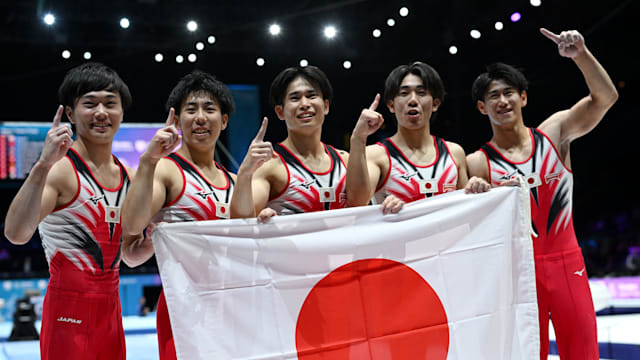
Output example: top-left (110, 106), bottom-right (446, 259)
top-left (254, 117), bottom-right (268, 142)
top-left (369, 93), bottom-right (381, 111)
top-left (52, 105), bottom-right (63, 128)
top-left (540, 28), bottom-right (561, 44)
top-left (165, 107), bottom-right (176, 127)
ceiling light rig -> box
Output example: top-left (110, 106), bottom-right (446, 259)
top-left (269, 24), bottom-right (281, 36)
top-left (323, 26), bottom-right (337, 39)
top-left (43, 13), bottom-right (55, 26)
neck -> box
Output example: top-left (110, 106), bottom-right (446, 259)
top-left (392, 125), bottom-right (433, 150)
top-left (282, 131), bottom-right (324, 157)
top-left (491, 122), bottom-right (530, 150)
top-left (176, 144), bottom-right (216, 168)
top-left (71, 139), bottom-right (113, 166)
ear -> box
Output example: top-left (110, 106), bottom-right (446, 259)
top-left (386, 100), bottom-right (395, 114)
top-left (477, 100), bottom-right (488, 115)
top-left (221, 114), bottom-right (229, 130)
top-left (274, 105), bottom-right (285, 120)
top-left (65, 106), bottom-right (74, 123)
top-left (521, 90), bottom-right (527, 108)
top-left (323, 99), bottom-right (330, 115)
top-left (432, 98), bottom-right (441, 113)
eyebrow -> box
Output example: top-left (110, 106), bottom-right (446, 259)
top-left (81, 94), bottom-right (118, 100)
top-left (399, 84), bottom-right (426, 90)
top-left (185, 100), bottom-right (217, 106)
top-left (288, 88), bottom-right (317, 97)
top-left (488, 86), bottom-right (515, 94)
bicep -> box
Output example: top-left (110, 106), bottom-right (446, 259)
top-left (448, 143), bottom-right (469, 189)
top-left (38, 181), bottom-right (61, 221)
top-left (251, 176), bottom-right (272, 213)
top-left (466, 152), bottom-right (489, 181)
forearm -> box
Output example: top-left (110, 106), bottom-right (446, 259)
top-left (346, 137), bottom-right (373, 207)
top-left (4, 161), bottom-right (52, 244)
top-left (230, 172), bottom-right (258, 218)
top-left (121, 233), bottom-right (154, 267)
top-left (121, 157), bottom-right (158, 235)
top-left (574, 49), bottom-right (618, 107)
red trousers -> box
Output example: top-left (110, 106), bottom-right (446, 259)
top-left (156, 289), bottom-right (177, 360)
top-left (536, 248), bottom-right (599, 360)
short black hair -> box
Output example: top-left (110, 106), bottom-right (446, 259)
top-left (269, 65), bottom-right (333, 107)
top-left (383, 61), bottom-right (446, 105)
top-left (471, 62), bottom-right (529, 104)
top-left (58, 62), bottom-right (132, 110)
top-left (166, 70), bottom-right (235, 116)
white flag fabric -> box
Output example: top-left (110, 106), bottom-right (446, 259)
top-left (153, 187), bottom-right (539, 360)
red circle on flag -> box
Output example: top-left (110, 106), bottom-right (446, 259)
top-left (425, 182), bottom-right (432, 189)
top-left (528, 177), bottom-right (534, 184)
top-left (324, 191), bottom-right (331, 198)
top-left (110, 210), bottom-right (116, 219)
top-left (220, 206), bottom-right (226, 213)
top-left (295, 259), bottom-right (449, 359)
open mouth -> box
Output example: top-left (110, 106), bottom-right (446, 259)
top-left (91, 123), bottom-right (111, 129)
top-left (297, 112), bottom-right (315, 120)
top-left (193, 129), bottom-right (210, 135)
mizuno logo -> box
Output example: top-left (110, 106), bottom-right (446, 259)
top-left (574, 268), bottom-right (585, 277)
top-left (57, 317), bottom-right (82, 324)
top-left (88, 195), bottom-right (104, 205)
top-left (499, 169), bottom-right (519, 180)
top-left (399, 172), bottom-right (418, 181)
top-left (195, 190), bottom-right (214, 200)
top-left (300, 179), bottom-right (319, 189)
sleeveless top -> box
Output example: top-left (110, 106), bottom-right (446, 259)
top-left (266, 143), bottom-right (347, 214)
top-left (38, 148), bottom-right (130, 292)
top-left (372, 137), bottom-right (458, 204)
top-left (481, 128), bottom-right (578, 255)
top-left (152, 153), bottom-right (235, 222)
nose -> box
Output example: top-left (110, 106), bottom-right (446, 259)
top-left (194, 108), bottom-right (206, 122)
top-left (300, 96), bottom-right (311, 108)
top-left (408, 91), bottom-right (419, 105)
top-left (95, 103), bottom-right (108, 118)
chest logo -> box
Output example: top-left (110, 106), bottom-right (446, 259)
top-left (105, 206), bottom-right (121, 224)
top-left (195, 190), bottom-right (214, 200)
top-left (88, 194), bottom-right (104, 205)
top-left (399, 171), bottom-right (418, 181)
top-left (300, 179), bottom-right (319, 190)
top-left (418, 179), bottom-right (438, 194)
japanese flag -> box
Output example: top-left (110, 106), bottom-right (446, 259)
top-left (153, 187), bottom-right (539, 359)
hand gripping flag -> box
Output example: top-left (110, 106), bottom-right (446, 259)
top-left (153, 187), bottom-right (539, 359)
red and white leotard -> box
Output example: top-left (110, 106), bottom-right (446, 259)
top-left (266, 143), bottom-right (347, 214)
top-left (372, 137), bottom-right (458, 204)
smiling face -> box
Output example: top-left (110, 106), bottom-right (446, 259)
top-left (387, 73), bottom-right (441, 130)
top-left (177, 91), bottom-right (228, 150)
top-left (477, 79), bottom-right (527, 127)
top-left (274, 76), bottom-right (329, 134)
top-left (66, 90), bottom-right (123, 144)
